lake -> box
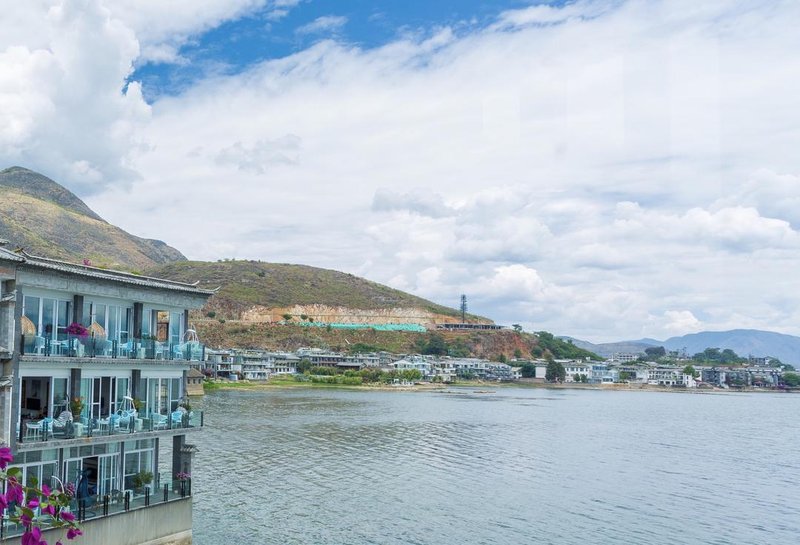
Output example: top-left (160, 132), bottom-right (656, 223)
top-left (188, 386), bottom-right (800, 544)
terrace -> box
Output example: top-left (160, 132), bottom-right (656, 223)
top-left (16, 410), bottom-right (204, 447)
top-left (20, 334), bottom-right (205, 362)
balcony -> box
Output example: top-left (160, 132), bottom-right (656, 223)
top-left (20, 335), bottom-right (205, 362)
top-left (17, 410), bottom-right (204, 446)
top-left (0, 478), bottom-right (192, 540)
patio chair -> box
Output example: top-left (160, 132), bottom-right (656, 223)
top-left (151, 414), bottom-right (168, 430)
top-left (116, 407), bottom-right (137, 431)
top-left (170, 409), bottom-right (186, 427)
top-left (52, 410), bottom-right (74, 438)
top-left (34, 335), bottom-right (46, 355)
top-left (117, 339), bottom-right (135, 358)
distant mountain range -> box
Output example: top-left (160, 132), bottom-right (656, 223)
top-left (565, 329), bottom-right (800, 365)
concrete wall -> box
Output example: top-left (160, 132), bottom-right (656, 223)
top-left (2, 499), bottom-right (193, 545)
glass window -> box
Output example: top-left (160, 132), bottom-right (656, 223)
top-left (82, 302), bottom-right (92, 327)
top-left (170, 312), bottom-right (183, 345)
top-left (23, 296), bottom-right (41, 335)
top-left (42, 298), bottom-right (55, 339)
top-left (53, 378), bottom-right (69, 416)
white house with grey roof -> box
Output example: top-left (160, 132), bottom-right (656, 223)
top-left (0, 244), bottom-right (212, 544)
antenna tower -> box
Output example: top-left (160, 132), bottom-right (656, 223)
top-left (460, 294), bottom-right (467, 323)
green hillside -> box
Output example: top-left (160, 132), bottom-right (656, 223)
top-left (147, 259), bottom-right (485, 322)
top-left (0, 166), bottom-right (185, 269)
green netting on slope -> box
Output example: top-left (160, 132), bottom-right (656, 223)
top-left (295, 322), bottom-right (427, 332)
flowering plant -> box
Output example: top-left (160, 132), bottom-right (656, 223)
top-left (65, 323), bottom-right (88, 338)
top-left (176, 472), bottom-right (191, 481)
top-left (63, 482), bottom-right (76, 499)
top-left (0, 446), bottom-right (82, 545)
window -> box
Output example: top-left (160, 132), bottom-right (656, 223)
top-left (22, 296), bottom-right (71, 340)
top-left (123, 439), bottom-right (154, 491)
top-left (139, 377), bottom-right (183, 416)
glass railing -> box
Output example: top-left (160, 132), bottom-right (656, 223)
top-left (0, 479), bottom-right (192, 540)
top-left (20, 335), bottom-right (205, 362)
top-left (17, 410), bottom-right (204, 444)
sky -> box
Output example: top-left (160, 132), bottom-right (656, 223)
top-left (1, 0), bottom-right (799, 343)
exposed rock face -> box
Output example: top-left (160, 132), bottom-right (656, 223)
top-left (241, 304), bottom-right (485, 327)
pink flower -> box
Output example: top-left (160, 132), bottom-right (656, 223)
top-left (59, 510), bottom-right (75, 523)
top-left (41, 484), bottom-right (51, 496)
top-left (42, 503), bottom-right (55, 516)
top-left (21, 527), bottom-right (43, 545)
top-left (0, 446), bottom-right (13, 469)
top-left (0, 492), bottom-right (7, 511)
top-left (7, 479), bottom-right (24, 503)
top-left (27, 497), bottom-right (40, 509)
top-left (66, 527), bottom-right (82, 540)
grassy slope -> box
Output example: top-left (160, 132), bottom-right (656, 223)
top-left (0, 192), bottom-right (184, 270)
top-left (0, 167), bottom-right (186, 269)
top-left (148, 260), bottom-right (488, 322)
top-left (196, 321), bottom-right (536, 358)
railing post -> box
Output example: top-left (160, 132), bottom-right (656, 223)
top-left (145, 487), bottom-right (150, 507)
top-left (180, 479), bottom-right (186, 498)
top-left (20, 334), bottom-right (25, 356)
top-left (163, 484), bottom-right (168, 502)
top-left (124, 490), bottom-right (130, 511)
top-left (200, 411), bottom-right (204, 427)
top-left (103, 495), bottom-right (109, 516)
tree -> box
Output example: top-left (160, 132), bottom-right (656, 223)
top-left (513, 348), bottom-right (523, 359)
top-left (512, 324), bottom-right (522, 333)
top-left (619, 371), bottom-right (632, 381)
top-left (496, 354), bottom-right (507, 363)
top-left (520, 362), bottom-right (537, 378)
top-left (296, 358), bottom-right (313, 374)
top-left (645, 346), bottom-right (666, 359)
top-left (545, 360), bottom-right (566, 382)
top-left (683, 364), bottom-right (698, 378)
top-left (282, 313), bottom-right (293, 321)
top-left (783, 372), bottom-right (800, 387)
top-left (423, 334), bottom-right (447, 356)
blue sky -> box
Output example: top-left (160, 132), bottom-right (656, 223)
top-left (133, 0), bottom-right (550, 100)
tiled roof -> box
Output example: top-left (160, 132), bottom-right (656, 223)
top-left (0, 246), bottom-right (25, 263)
top-left (18, 251), bottom-right (215, 296)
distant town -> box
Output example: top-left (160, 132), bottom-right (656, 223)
top-left (195, 344), bottom-right (799, 391)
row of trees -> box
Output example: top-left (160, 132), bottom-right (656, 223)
top-left (295, 365), bottom-right (423, 384)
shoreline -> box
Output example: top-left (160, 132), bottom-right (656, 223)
top-left (200, 378), bottom-right (796, 395)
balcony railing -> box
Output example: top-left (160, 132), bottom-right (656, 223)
top-left (17, 410), bottom-right (204, 444)
top-left (20, 334), bottom-right (205, 362)
top-left (0, 479), bottom-right (192, 540)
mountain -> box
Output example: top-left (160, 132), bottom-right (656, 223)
top-left (560, 337), bottom-right (656, 358)
top-left (146, 260), bottom-right (489, 325)
top-left (567, 330), bottom-right (800, 365)
top-left (0, 166), bottom-right (185, 270)
top-left (660, 329), bottom-right (800, 364)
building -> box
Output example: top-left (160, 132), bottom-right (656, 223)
top-left (0, 247), bottom-right (212, 544)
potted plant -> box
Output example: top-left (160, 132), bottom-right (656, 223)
top-left (70, 396), bottom-right (84, 416)
top-left (132, 398), bottom-right (144, 412)
top-left (132, 470), bottom-right (154, 492)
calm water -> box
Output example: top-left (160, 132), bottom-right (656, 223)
top-left (189, 387), bottom-right (800, 545)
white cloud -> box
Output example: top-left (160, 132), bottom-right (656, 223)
top-left (296, 15), bottom-right (348, 35)
top-left (4, 0), bottom-right (800, 341)
top-left (663, 310), bottom-right (702, 334)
